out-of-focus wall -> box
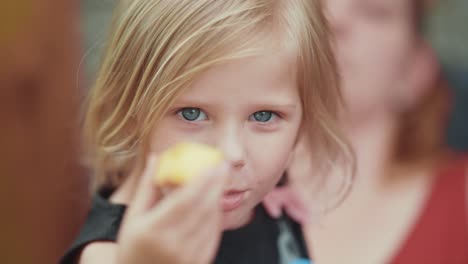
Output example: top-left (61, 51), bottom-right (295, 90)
top-left (426, 0), bottom-right (468, 151)
top-left (427, 0), bottom-right (468, 67)
top-left (81, 0), bottom-right (115, 83)
top-left (0, 1), bottom-right (87, 263)
top-left (80, 0), bottom-right (468, 80)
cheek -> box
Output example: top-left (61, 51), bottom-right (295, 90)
top-left (246, 127), bottom-right (298, 191)
top-left (149, 118), bottom-right (205, 154)
top-left (150, 127), bottom-right (179, 154)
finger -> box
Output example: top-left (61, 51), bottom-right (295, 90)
top-left (183, 190), bottom-right (224, 250)
top-left (127, 154), bottom-right (162, 217)
top-left (189, 163), bottom-right (228, 213)
top-left (185, 217), bottom-right (223, 264)
top-left (196, 163), bottom-right (228, 204)
top-left (179, 166), bottom-right (228, 240)
top-left (183, 170), bottom-right (226, 230)
top-left (174, 198), bottom-right (223, 260)
top-left (148, 163), bottom-right (228, 224)
top-left (263, 191), bottom-right (283, 218)
top-left (167, 162), bottom-right (227, 208)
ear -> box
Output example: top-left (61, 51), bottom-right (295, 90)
top-left (401, 41), bottom-right (441, 107)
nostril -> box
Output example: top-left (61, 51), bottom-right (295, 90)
top-left (230, 159), bottom-right (245, 169)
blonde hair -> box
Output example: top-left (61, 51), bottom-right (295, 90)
top-left (83, 0), bottom-right (353, 192)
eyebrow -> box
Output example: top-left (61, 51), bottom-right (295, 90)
top-left (250, 103), bottom-right (298, 110)
top-left (172, 100), bottom-right (298, 110)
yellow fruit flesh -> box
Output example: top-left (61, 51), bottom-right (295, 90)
top-left (155, 142), bottom-right (223, 186)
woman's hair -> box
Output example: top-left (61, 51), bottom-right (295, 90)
top-left (83, 0), bottom-right (352, 192)
top-left (394, 0), bottom-right (451, 166)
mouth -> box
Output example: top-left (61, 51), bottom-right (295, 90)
top-left (222, 190), bottom-right (248, 212)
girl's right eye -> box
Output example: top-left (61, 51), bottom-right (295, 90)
top-left (177, 108), bottom-right (208, 122)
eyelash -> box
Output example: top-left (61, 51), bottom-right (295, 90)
top-left (176, 108), bottom-right (208, 122)
top-left (174, 107), bottom-right (282, 124)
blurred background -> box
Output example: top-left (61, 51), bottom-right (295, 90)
top-left (80, 0), bottom-right (468, 151)
top-left (425, 0), bottom-right (468, 151)
top-left (0, 0), bottom-right (467, 263)
top-left (0, 1), bottom-right (85, 263)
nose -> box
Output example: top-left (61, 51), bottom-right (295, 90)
top-left (217, 126), bottom-right (246, 169)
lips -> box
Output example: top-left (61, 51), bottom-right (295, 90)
top-left (222, 190), bottom-right (247, 211)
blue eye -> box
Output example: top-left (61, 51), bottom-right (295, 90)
top-left (250, 111), bottom-right (276, 122)
top-left (178, 108), bottom-right (208, 121)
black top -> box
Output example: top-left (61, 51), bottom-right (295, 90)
top-left (60, 188), bottom-right (308, 264)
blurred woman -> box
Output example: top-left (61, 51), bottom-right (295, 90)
top-left (265, 0), bottom-right (468, 263)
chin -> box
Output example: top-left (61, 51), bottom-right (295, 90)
top-left (221, 208), bottom-right (254, 230)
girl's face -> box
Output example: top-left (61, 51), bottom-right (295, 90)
top-left (150, 52), bottom-right (302, 229)
top-left (325, 0), bottom-right (417, 118)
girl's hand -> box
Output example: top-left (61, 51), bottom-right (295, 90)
top-left (117, 155), bottom-right (228, 264)
top-left (263, 185), bottom-right (308, 224)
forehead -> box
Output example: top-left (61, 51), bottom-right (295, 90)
top-left (333, 0), bottom-right (411, 11)
top-left (206, 52), bottom-right (296, 82)
top-left (177, 51), bottom-right (298, 103)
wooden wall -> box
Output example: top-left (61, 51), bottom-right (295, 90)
top-left (0, 1), bottom-right (89, 263)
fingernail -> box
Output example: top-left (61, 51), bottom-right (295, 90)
top-left (272, 207), bottom-right (281, 218)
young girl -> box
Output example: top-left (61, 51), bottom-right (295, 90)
top-left (61, 0), bottom-right (351, 263)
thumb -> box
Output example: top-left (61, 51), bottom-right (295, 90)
top-left (263, 189), bottom-right (284, 219)
top-left (127, 154), bottom-right (162, 218)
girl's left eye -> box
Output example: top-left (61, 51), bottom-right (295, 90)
top-left (249, 111), bottom-right (278, 122)
top-left (177, 108), bottom-right (208, 121)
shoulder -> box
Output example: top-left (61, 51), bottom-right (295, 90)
top-left (59, 190), bottom-right (127, 264)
